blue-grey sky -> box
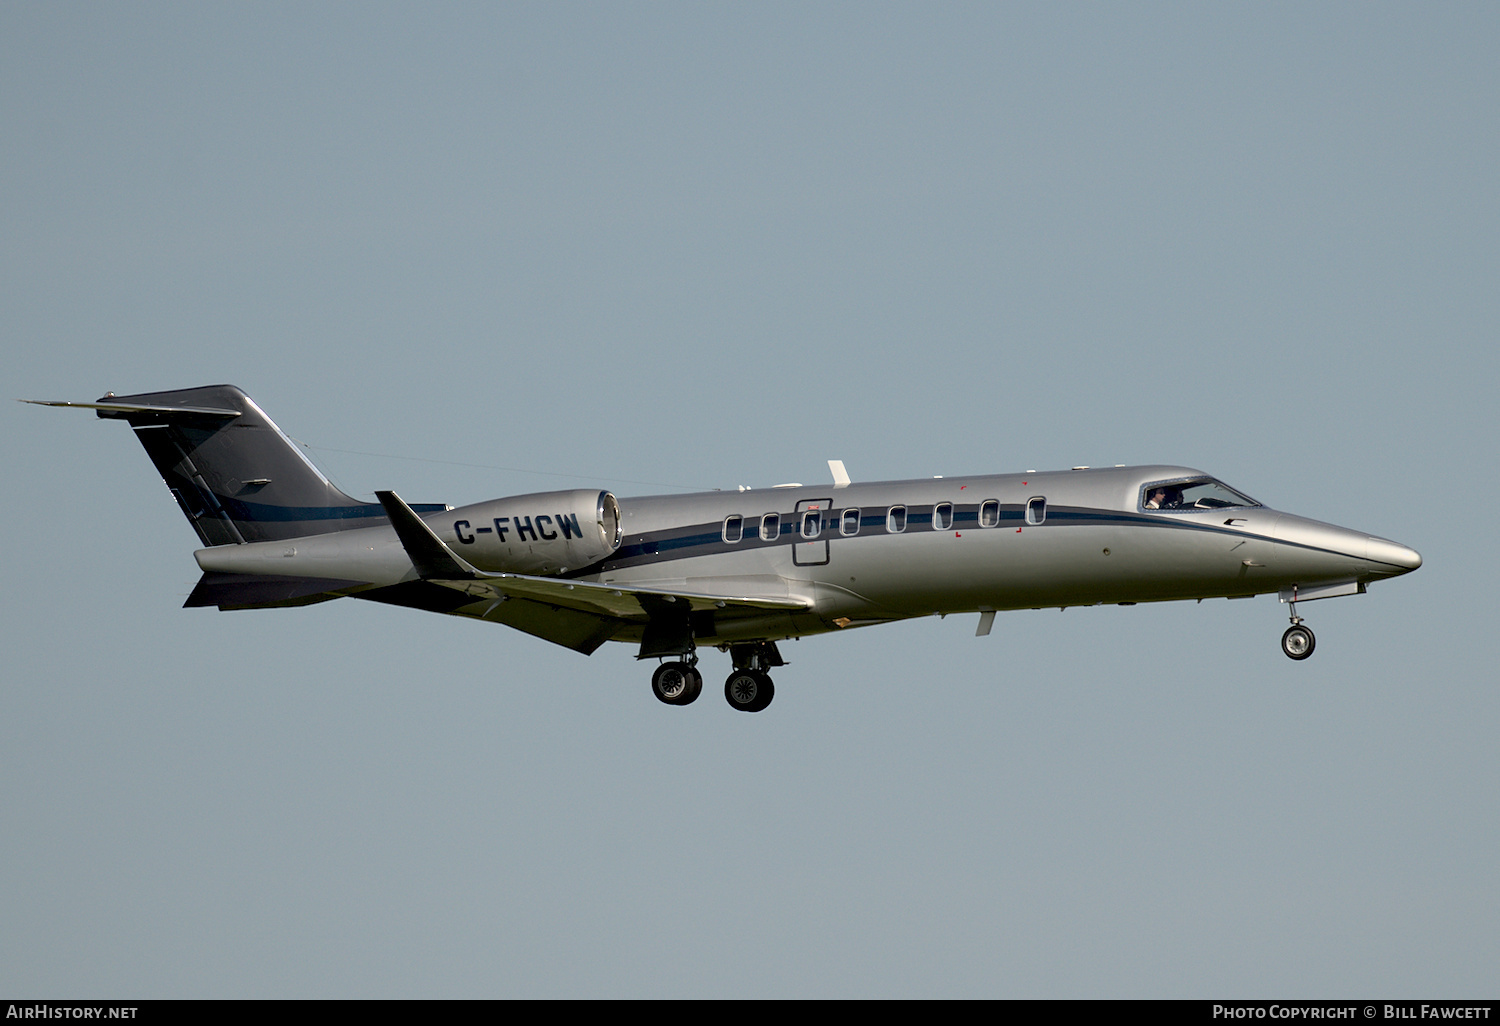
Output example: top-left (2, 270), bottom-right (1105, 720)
top-left (3, 2), bottom-right (1495, 997)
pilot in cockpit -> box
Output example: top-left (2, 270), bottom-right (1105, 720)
top-left (1145, 486), bottom-right (1182, 510)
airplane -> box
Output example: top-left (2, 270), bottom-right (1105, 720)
top-left (27, 384), bottom-right (1422, 712)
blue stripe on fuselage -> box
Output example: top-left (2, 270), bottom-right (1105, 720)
top-left (580, 503), bottom-right (1398, 577)
top-left (216, 498), bottom-right (448, 523)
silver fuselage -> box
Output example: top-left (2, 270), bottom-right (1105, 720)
top-left (195, 464), bottom-right (1421, 648)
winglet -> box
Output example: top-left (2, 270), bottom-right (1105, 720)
top-left (828, 460), bottom-right (851, 488)
top-left (376, 490), bottom-right (482, 580)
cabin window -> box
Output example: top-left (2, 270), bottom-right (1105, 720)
top-left (1141, 478), bottom-right (1261, 512)
top-left (887, 505), bottom-right (907, 533)
top-left (933, 502), bottom-right (953, 531)
top-left (722, 515), bottom-right (743, 544)
top-left (760, 512), bottom-right (780, 541)
top-left (979, 499), bottom-right (1000, 528)
top-left (841, 508), bottom-right (861, 536)
top-left (801, 509), bottom-right (821, 539)
top-left (1026, 497), bottom-right (1046, 525)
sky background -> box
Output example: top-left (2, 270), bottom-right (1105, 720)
top-left (3, 2), bottom-right (1496, 998)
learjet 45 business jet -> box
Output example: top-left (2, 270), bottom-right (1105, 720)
top-left (29, 385), bottom-right (1422, 712)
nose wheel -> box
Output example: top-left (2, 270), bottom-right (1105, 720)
top-left (1280, 589), bottom-right (1316, 660)
top-left (1281, 624), bottom-right (1315, 660)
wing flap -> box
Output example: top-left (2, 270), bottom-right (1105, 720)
top-left (481, 594), bottom-right (622, 655)
top-left (429, 572), bottom-right (810, 622)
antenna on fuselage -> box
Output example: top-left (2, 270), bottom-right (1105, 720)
top-left (828, 460), bottom-right (851, 488)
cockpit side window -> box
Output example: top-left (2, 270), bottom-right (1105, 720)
top-left (1141, 478), bottom-right (1259, 512)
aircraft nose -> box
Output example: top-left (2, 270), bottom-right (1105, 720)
top-left (1367, 536), bottom-right (1422, 574)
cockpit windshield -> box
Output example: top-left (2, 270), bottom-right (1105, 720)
top-left (1141, 478), bottom-right (1259, 512)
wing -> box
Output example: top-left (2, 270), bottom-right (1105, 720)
top-left (371, 490), bottom-right (811, 655)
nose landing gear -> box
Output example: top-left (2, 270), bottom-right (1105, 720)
top-left (1280, 589), bottom-right (1316, 660)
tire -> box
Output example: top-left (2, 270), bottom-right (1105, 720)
top-left (748, 676), bottom-right (774, 712)
top-left (1281, 625), bottom-right (1316, 660)
top-left (725, 670), bottom-right (774, 712)
top-left (652, 662), bottom-right (693, 704)
top-left (679, 668), bottom-right (703, 705)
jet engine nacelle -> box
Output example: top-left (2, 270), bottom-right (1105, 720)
top-left (445, 489), bottom-right (622, 575)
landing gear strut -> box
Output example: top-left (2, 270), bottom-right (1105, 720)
top-left (1281, 590), bottom-right (1316, 660)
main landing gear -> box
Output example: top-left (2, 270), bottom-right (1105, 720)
top-left (651, 659), bottom-right (703, 705)
top-left (724, 670), bottom-right (774, 713)
top-left (648, 641), bottom-right (784, 712)
top-left (1280, 591), bottom-right (1316, 660)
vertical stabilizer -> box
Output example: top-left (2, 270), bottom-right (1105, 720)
top-left (88, 384), bottom-right (441, 545)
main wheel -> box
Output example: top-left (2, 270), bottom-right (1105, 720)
top-left (1281, 624), bottom-right (1316, 660)
top-left (679, 667), bottom-right (703, 705)
top-left (652, 662), bottom-right (694, 704)
top-left (725, 670), bottom-right (774, 712)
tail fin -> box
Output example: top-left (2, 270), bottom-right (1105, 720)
top-left (81, 384), bottom-right (442, 545)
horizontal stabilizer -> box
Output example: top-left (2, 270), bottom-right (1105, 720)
top-left (20, 398), bottom-right (241, 418)
top-left (185, 571), bottom-right (366, 610)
